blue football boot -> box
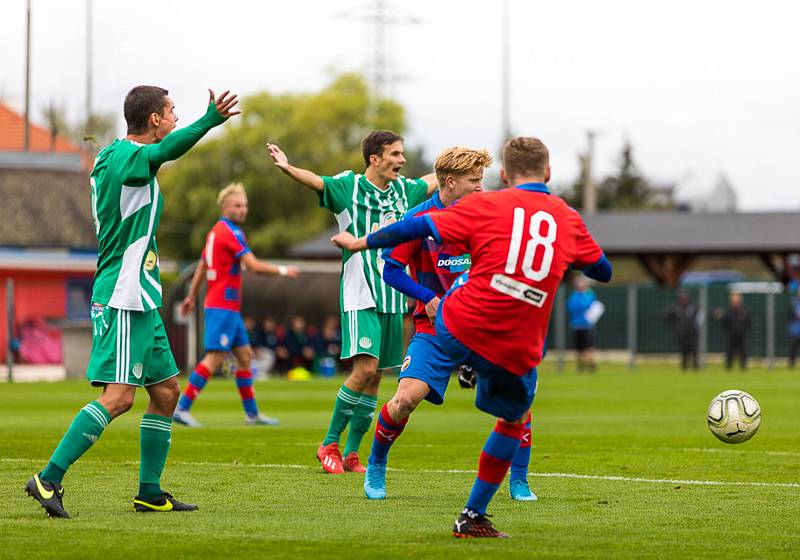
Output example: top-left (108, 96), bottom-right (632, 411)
top-left (364, 462), bottom-right (387, 500)
top-left (509, 479), bottom-right (538, 501)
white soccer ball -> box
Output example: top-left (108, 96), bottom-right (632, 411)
top-left (707, 390), bottom-right (761, 444)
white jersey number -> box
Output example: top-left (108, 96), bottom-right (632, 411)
top-left (504, 208), bottom-right (557, 281)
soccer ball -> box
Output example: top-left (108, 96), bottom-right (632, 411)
top-left (707, 390), bottom-right (761, 444)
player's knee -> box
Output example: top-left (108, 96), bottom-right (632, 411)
top-left (393, 393), bottom-right (420, 417)
top-left (106, 392), bottom-right (135, 416)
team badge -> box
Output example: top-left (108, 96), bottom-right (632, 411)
top-left (144, 250), bottom-right (157, 271)
top-left (401, 355), bottom-right (411, 372)
top-left (132, 363), bottom-right (143, 379)
top-left (220, 334), bottom-right (230, 348)
top-left (359, 337), bottom-right (373, 349)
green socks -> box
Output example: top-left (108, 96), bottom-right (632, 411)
top-left (40, 401), bottom-right (112, 485)
top-left (322, 386), bottom-right (379, 455)
top-left (344, 394), bottom-right (378, 457)
top-left (138, 414), bottom-right (172, 500)
top-left (39, 403), bottom-right (172, 500)
top-left (322, 386), bottom-right (361, 446)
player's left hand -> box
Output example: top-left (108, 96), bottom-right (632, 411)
top-left (424, 296), bottom-right (440, 324)
top-left (331, 232), bottom-right (364, 251)
top-left (208, 89), bottom-right (241, 118)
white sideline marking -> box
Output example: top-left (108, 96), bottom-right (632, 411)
top-left (679, 447), bottom-right (800, 458)
top-left (3, 457), bottom-right (799, 489)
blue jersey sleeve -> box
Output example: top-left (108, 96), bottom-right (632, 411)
top-left (382, 261), bottom-right (436, 304)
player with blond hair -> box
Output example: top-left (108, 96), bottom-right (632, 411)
top-left (173, 183), bottom-right (299, 427)
top-left (361, 147), bottom-right (536, 502)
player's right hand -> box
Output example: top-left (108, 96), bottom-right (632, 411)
top-left (267, 143), bottom-right (289, 171)
top-left (179, 297), bottom-right (195, 317)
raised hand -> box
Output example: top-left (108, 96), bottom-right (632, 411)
top-left (267, 143), bottom-right (289, 171)
top-left (208, 89), bottom-right (241, 118)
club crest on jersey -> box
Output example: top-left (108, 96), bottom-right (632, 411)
top-left (132, 363), bottom-right (143, 379)
top-left (359, 337), bottom-right (373, 349)
top-left (144, 250), bottom-right (157, 271)
top-left (220, 334), bottom-right (229, 348)
top-left (401, 355), bottom-right (411, 371)
top-left (437, 253), bottom-right (471, 273)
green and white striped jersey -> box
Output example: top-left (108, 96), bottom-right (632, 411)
top-left (319, 171), bottom-right (428, 314)
top-left (90, 139), bottom-right (164, 311)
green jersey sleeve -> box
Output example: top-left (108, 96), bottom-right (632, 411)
top-left (319, 171), bottom-right (356, 214)
top-left (404, 177), bottom-right (429, 207)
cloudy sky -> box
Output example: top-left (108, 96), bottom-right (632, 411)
top-left (2, 0), bottom-right (798, 209)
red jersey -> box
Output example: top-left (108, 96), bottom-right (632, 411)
top-left (428, 183), bottom-right (603, 375)
top-left (202, 217), bottom-right (251, 311)
top-left (382, 192), bottom-right (469, 335)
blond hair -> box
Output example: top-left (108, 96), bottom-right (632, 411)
top-left (502, 137), bottom-right (549, 179)
top-left (217, 182), bottom-right (247, 208)
top-left (434, 147), bottom-right (493, 186)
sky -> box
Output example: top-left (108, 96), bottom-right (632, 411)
top-left (2, 0), bottom-right (799, 210)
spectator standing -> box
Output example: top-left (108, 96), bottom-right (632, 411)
top-left (566, 276), bottom-right (604, 372)
top-left (714, 292), bottom-right (750, 370)
top-left (788, 288), bottom-right (800, 368)
top-left (665, 291), bottom-right (701, 370)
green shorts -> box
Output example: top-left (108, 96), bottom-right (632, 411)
top-left (340, 309), bottom-right (404, 370)
top-left (87, 303), bottom-right (179, 387)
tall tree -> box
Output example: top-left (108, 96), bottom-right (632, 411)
top-left (560, 141), bottom-right (670, 211)
top-left (158, 73), bottom-right (427, 260)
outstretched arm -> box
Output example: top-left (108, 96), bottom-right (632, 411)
top-left (331, 215), bottom-right (434, 252)
top-left (241, 252), bottom-right (300, 278)
top-left (179, 260), bottom-right (208, 317)
top-left (267, 143), bottom-right (324, 192)
top-left (147, 90), bottom-right (240, 167)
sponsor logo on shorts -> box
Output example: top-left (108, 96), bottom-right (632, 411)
top-left (220, 334), bottom-right (229, 348)
top-left (359, 337), bottom-right (373, 349)
top-left (401, 355), bottom-right (412, 372)
top-left (490, 274), bottom-right (548, 307)
top-left (132, 363), bottom-right (143, 379)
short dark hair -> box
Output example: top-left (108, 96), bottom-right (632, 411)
top-left (361, 130), bottom-right (404, 167)
top-left (502, 137), bottom-right (549, 179)
top-left (124, 86), bottom-right (169, 135)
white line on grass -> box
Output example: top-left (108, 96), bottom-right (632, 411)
top-left (3, 457), bottom-right (799, 489)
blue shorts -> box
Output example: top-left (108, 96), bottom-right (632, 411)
top-left (399, 333), bottom-right (459, 405)
top-left (435, 290), bottom-right (537, 422)
top-left (203, 308), bottom-right (249, 352)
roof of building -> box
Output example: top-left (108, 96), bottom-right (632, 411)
top-left (0, 167), bottom-right (96, 250)
top-left (290, 211), bottom-right (800, 259)
top-left (0, 102), bottom-right (82, 154)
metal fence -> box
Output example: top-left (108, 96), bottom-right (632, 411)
top-left (548, 282), bottom-right (791, 369)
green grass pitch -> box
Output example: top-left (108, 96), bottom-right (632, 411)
top-left (1, 363), bottom-right (799, 559)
